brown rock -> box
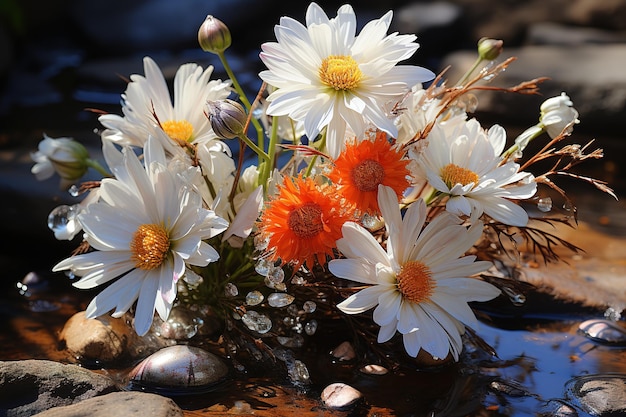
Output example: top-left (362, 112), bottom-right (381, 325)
top-left (59, 311), bottom-right (137, 363)
top-left (32, 391), bottom-right (183, 417)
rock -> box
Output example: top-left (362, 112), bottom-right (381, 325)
top-left (0, 360), bottom-right (118, 416)
top-left (330, 341), bottom-right (356, 361)
top-left (320, 382), bottom-right (363, 410)
top-left (59, 311), bottom-right (138, 364)
top-left (360, 364), bottom-right (389, 376)
top-left (565, 374), bottom-right (626, 416)
top-left (31, 391), bottom-right (183, 417)
top-left (127, 345), bottom-right (230, 395)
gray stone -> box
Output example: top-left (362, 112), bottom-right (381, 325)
top-left (565, 374), bottom-right (626, 416)
top-left (0, 360), bottom-right (118, 417)
top-left (31, 391), bottom-right (183, 417)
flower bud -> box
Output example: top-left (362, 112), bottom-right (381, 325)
top-left (207, 99), bottom-right (247, 139)
top-left (198, 15), bottom-right (231, 54)
top-left (31, 134), bottom-right (90, 189)
top-left (477, 37), bottom-right (503, 61)
top-left (539, 92), bottom-right (580, 139)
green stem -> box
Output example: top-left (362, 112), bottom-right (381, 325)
top-left (86, 159), bottom-right (111, 177)
top-left (217, 51), bottom-right (265, 163)
top-left (422, 187), bottom-right (440, 206)
top-left (304, 130), bottom-right (326, 178)
top-left (237, 134), bottom-right (270, 163)
top-left (259, 116), bottom-right (279, 195)
top-left (457, 56), bottom-right (485, 86)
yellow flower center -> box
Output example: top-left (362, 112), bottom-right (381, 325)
top-left (440, 163), bottom-right (479, 189)
top-left (396, 260), bottom-right (435, 304)
top-left (162, 119), bottom-right (194, 143)
top-left (351, 159), bottom-right (385, 192)
top-left (287, 202), bottom-right (326, 239)
top-left (130, 223), bottom-right (170, 270)
top-left (319, 55), bottom-right (363, 91)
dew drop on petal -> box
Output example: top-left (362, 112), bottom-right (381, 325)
top-left (47, 204), bottom-right (79, 236)
top-left (537, 197), bottom-right (552, 212)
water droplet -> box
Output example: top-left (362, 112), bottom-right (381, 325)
top-left (457, 93), bottom-right (479, 113)
top-left (302, 301), bottom-right (316, 313)
top-left (255, 258), bottom-right (272, 276)
top-left (287, 359), bottom-right (310, 384)
top-left (304, 320), bottom-right (318, 335)
top-left (537, 197), bottom-right (552, 212)
top-left (154, 306), bottom-right (203, 339)
top-left (224, 282), bottom-right (238, 297)
top-left (268, 293), bottom-right (295, 308)
top-left (68, 185), bottom-right (81, 197)
top-left (47, 204), bottom-right (80, 237)
top-left (245, 290), bottom-right (264, 306)
top-left (291, 275), bottom-right (306, 285)
top-left (241, 311), bottom-right (272, 334)
top-left (267, 266), bottom-right (285, 284)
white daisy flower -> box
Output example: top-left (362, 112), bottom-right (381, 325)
top-left (99, 56), bottom-right (232, 149)
top-left (53, 137), bottom-right (228, 336)
top-left (98, 57), bottom-right (236, 206)
top-left (259, 2), bottom-right (435, 158)
top-left (328, 185), bottom-right (500, 360)
top-left (415, 118), bottom-right (537, 227)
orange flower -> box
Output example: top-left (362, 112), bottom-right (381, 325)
top-left (328, 131), bottom-right (411, 215)
top-left (258, 175), bottom-right (351, 269)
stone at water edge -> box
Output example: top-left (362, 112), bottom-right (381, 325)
top-left (564, 374), bottom-right (626, 416)
top-left (0, 360), bottom-right (118, 416)
top-left (321, 382), bottom-right (363, 410)
top-left (127, 345), bottom-right (229, 395)
top-left (30, 391), bottom-right (183, 417)
top-left (60, 311), bottom-right (139, 363)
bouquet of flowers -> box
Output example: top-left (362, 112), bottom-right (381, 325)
top-left (31, 2), bottom-right (614, 375)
